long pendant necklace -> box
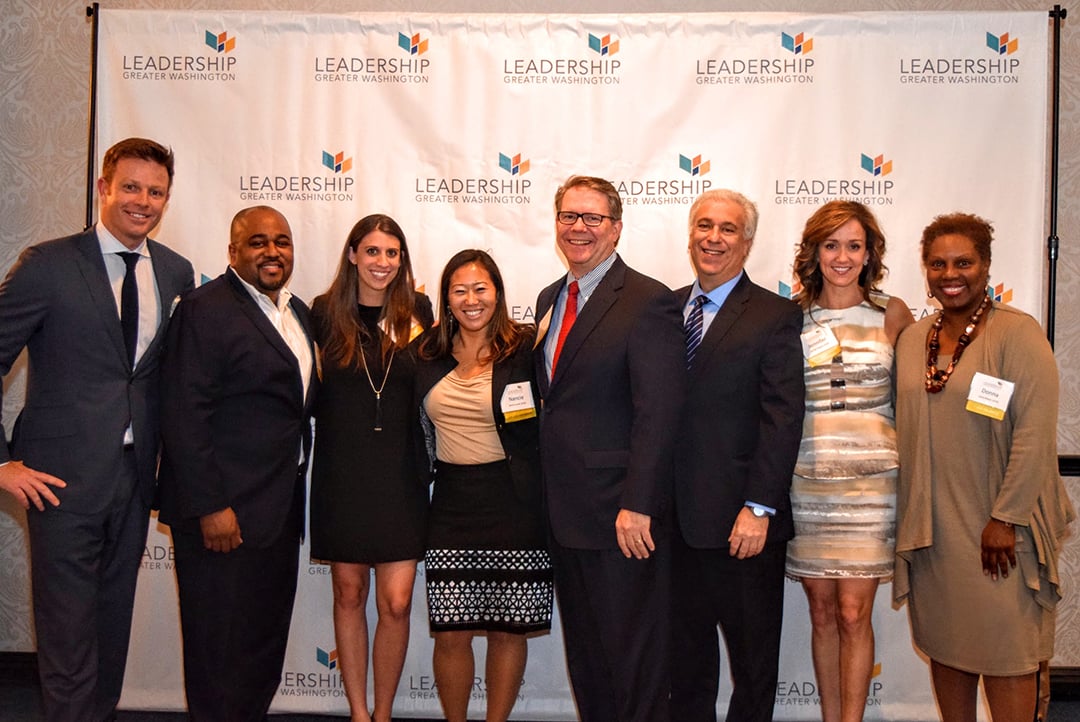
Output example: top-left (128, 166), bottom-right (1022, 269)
top-left (360, 345), bottom-right (395, 431)
top-left (924, 294), bottom-right (990, 393)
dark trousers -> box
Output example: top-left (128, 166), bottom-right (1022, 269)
top-left (172, 515), bottom-right (300, 722)
top-left (550, 535), bottom-right (670, 722)
top-left (26, 447), bottom-right (148, 722)
top-left (670, 534), bottom-right (787, 722)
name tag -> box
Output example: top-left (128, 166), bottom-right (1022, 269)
top-left (801, 325), bottom-right (841, 367)
top-left (501, 381), bottom-right (537, 422)
top-left (966, 372), bottom-right (1014, 421)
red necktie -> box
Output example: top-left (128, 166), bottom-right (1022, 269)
top-left (551, 281), bottom-right (579, 376)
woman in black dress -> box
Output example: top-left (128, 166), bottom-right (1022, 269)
top-left (309, 214), bottom-right (432, 722)
top-left (416, 250), bottom-right (553, 722)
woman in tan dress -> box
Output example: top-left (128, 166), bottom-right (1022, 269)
top-left (894, 213), bottom-right (1074, 721)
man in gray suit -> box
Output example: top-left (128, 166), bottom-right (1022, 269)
top-left (0, 137), bottom-right (194, 722)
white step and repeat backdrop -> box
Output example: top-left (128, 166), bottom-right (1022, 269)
top-left (96, 9), bottom-right (1049, 720)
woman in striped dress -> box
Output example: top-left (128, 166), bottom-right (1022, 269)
top-left (786, 201), bottom-right (913, 722)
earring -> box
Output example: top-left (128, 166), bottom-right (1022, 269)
top-left (927, 290), bottom-right (934, 299)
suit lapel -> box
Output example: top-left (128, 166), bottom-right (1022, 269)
top-left (533, 280), bottom-right (560, 397)
top-left (74, 231), bottom-right (129, 368)
top-left (691, 273), bottom-right (752, 377)
top-left (139, 239), bottom-right (184, 370)
top-left (491, 354), bottom-right (513, 424)
top-left (289, 295), bottom-right (319, 411)
top-left (549, 258), bottom-right (625, 388)
top-left (226, 270), bottom-right (305, 394)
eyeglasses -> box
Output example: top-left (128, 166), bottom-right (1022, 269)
top-left (556, 211), bottom-right (615, 227)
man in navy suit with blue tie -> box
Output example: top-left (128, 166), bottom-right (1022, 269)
top-left (670, 189), bottom-right (804, 722)
top-left (0, 137), bottom-right (194, 721)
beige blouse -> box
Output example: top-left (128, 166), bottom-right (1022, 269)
top-left (424, 367), bottom-right (505, 465)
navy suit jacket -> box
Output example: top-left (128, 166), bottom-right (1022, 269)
top-left (157, 269), bottom-right (318, 548)
top-left (0, 228), bottom-right (194, 513)
top-left (673, 273), bottom-right (805, 548)
top-left (533, 256), bottom-right (685, 550)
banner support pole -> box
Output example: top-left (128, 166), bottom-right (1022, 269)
top-left (85, 3), bottom-right (100, 231)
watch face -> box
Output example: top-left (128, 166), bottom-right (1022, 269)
top-left (752, 506), bottom-right (767, 517)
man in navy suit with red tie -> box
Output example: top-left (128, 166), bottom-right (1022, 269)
top-left (534, 175), bottom-right (685, 722)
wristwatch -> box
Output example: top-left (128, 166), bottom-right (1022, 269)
top-left (750, 505), bottom-right (768, 518)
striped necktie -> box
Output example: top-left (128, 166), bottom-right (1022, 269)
top-left (685, 294), bottom-right (707, 369)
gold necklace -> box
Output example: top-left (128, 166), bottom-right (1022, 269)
top-left (360, 345), bottom-right (395, 431)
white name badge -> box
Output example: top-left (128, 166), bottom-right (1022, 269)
top-left (501, 381), bottom-right (537, 422)
top-left (966, 371), bottom-right (1015, 421)
top-left (801, 325), bottom-right (841, 367)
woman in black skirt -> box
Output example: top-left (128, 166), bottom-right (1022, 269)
top-left (416, 249), bottom-right (553, 722)
top-left (309, 214), bottom-right (432, 722)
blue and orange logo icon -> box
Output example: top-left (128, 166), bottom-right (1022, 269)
top-left (781, 32), bottom-right (812, 55)
top-left (316, 647), bottom-right (338, 670)
top-left (778, 279), bottom-right (802, 299)
top-left (588, 33), bottom-right (619, 56)
top-left (986, 32), bottom-right (1019, 55)
top-left (399, 32), bottom-right (429, 55)
top-left (679, 154), bottom-right (710, 177)
top-left (989, 282), bottom-right (1013, 304)
top-left (860, 153), bottom-right (892, 177)
top-left (322, 151), bottom-right (353, 174)
top-left (205, 31), bottom-right (235, 53)
top-left (498, 153), bottom-right (529, 175)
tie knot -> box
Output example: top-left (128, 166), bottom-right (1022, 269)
top-left (567, 280), bottom-right (579, 298)
top-left (692, 294), bottom-right (707, 310)
top-left (118, 251), bottom-right (140, 271)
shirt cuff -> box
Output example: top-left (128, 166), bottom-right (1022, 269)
top-left (745, 501), bottom-right (776, 516)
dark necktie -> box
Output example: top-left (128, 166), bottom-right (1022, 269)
top-left (685, 294), bottom-right (707, 369)
top-left (118, 252), bottom-right (140, 366)
top-left (551, 281), bottom-right (579, 376)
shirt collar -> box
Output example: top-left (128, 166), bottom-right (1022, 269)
top-left (229, 266), bottom-right (293, 312)
top-left (691, 270), bottom-right (743, 309)
top-left (565, 250), bottom-right (619, 298)
top-left (96, 223), bottom-right (148, 257)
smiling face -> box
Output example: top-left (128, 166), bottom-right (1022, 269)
top-left (688, 198), bottom-right (752, 291)
top-left (925, 232), bottom-right (991, 317)
top-left (228, 207), bottom-right (294, 303)
top-left (349, 229), bottom-right (402, 306)
top-left (97, 158), bottom-right (171, 250)
top-left (555, 186), bottom-right (622, 277)
top-left (817, 218), bottom-right (868, 291)
top-left (447, 262), bottom-right (497, 336)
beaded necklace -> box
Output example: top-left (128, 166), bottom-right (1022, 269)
top-left (924, 294), bottom-right (990, 393)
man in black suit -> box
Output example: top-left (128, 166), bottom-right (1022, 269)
top-left (158, 205), bottom-right (317, 721)
top-left (670, 189), bottom-right (805, 722)
top-left (534, 175), bottom-right (684, 722)
top-left (0, 137), bottom-right (194, 721)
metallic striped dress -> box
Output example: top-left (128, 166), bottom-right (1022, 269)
top-left (786, 297), bottom-right (897, 579)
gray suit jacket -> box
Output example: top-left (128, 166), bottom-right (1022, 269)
top-left (0, 228), bottom-right (195, 514)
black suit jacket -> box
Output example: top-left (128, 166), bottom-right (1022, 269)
top-left (534, 256), bottom-right (685, 550)
top-left (674, 273), bottom-right (805, 548)
top-left (415, 327), bottom-right (541, 504)
top-left (157, 269), bottom-right (318, 548)
top-left (0, 229), bottom-right (194, 513)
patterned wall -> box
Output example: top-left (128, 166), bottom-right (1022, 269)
top-left (2, 0), bottom-right (1078, 675)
